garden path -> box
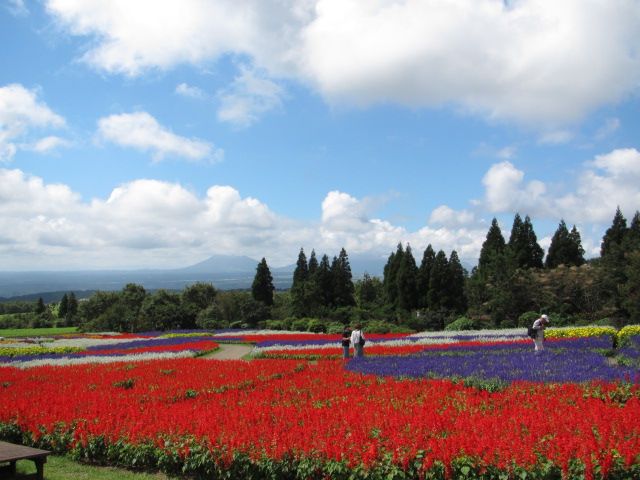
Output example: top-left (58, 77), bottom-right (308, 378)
top-left (203, 343), bottom-right (253, 360)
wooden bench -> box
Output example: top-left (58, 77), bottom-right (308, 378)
top-left (0, 441), bottom-right (50, 480)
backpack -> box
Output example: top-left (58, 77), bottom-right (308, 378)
top-left (527, 326), bottom-right (537, 338)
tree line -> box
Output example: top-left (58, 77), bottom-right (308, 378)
top-left (4, 207), bottom-right (638, 333)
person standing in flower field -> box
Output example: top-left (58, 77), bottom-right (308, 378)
top-left (350, 324), bottom-right (366, 357)
top-left (532, 314), bottom-right (550, 352)
top-left (341, 326), bottom-right (352, 360)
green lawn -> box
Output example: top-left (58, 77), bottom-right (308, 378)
top-left (16, 455), bottom-right (172, 480)
top-left (0, 327), bottom-right (78, 338)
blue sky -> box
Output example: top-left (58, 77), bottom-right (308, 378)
top-left (1, 0), bottom-right (639, 270)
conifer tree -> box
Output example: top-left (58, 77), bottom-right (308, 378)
top-left (383, 243), bottom-right (404, 307)
top-left (478, 218), bottom-right (506, 275)
top-left (58, 293), bottom-right (69, 319)
top-left (316, 254), bottom-right (334, 307)
top-left (332, 248), bottom-right (355, 307)
top-left (508, 213), bottom-right (544, 269)
top-left (35, 297), bottom-right (45, 315)
top-left (68, 292), bottom-right (78, 318)
top-left (546, 220), bottom-right (584, 268)
top-left (447, 250), bottom-right (467, 313)
top-left (308, 249), bottom-right (319, 276)
top-left (417, 244), bottom-right (435, 308)
top-left (396, 244), bottom-right (418, 311)
top-left (601, 207), bottom-right (628, 258)
top-left (292, 248), bottom-right (309, 289)
top-left (252, 258), bottom-right (274, 306)
top-left (428, 250), bottom-right (450, 310)
top-left (568, 226), bottom-right (586, 266)
top-left (624, 211), bottom-right (640, 251)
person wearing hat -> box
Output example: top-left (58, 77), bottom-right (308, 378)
top-left (531, 314), bottom-right (550, 352)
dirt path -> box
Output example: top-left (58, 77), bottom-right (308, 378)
top-left (202, 343), bottom-right (254, 360)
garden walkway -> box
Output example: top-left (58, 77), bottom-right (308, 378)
top-left (203, 343), bottom-right (253, 360)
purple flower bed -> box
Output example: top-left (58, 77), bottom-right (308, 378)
top-left (347, 337), bottom-right (640, 384)
top-left (619, 335), bottom-right (640, 361)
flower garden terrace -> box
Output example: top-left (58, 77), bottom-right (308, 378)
top-left (0, 326), bottom-right (639, 479)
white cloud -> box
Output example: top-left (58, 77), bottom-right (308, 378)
top-left (175, 83), bottom-right (207, 100)
top-left (217, 64), bottom-right (284, 127)
top-left (45, 0), bottom-right (640, 127)
top-left (28, 136), bottom-right (72, 153)
top-left (595, 117), bottom-right (621, 140)
top-left (6, 0), bottom-right (28, 16)
top-left (429, 205), bottom-right (476, 228)
top-left (538, 130), bottom-right (574, 145)
top-left (481, 161), bottom-right (547, 214)
top-left (97, 111), bottom-right (223, 163)
top-left (477, 149), bottom-right (640, 225)
top-left (0, 84), bottom-right (65, 161)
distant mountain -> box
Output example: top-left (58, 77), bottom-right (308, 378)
top-left (0, 253), bottom-right (388, 300)
top-left (178, 254), bottom-right (262, 274)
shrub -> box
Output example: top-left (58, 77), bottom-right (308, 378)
top-left (517, 311), bottom-right (540, 328)
top-left (306, 319), bottom-right (326, 333)
top-left (290, 318), bottom-right (309, 332)
top-left (445, 316), bottom-right (476, 331)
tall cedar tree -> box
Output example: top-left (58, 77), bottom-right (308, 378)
top-left (308, 250), bottom-right (319, 276)
top-left (447, 250), bottom-right (467, 313)
top-left (396, 244), bottom-right (419, 311)
top-left (478, 218), bottom-right (506, 275)
top-left (417, 244), bottom-right (435, 308)
top-left (383, 243), bottom-right (404, 307)
top-left (600, 207), bottom-right (628, 257)
top-left (68, 292), bottom-right (78, 316)
top-left (58, 293), bottom-right (69, 318)
top-left (428, 250), bottom-right (450, 310)
top-left (292, 248), bottom-right (309, 289)
top-left (331, 248), bottom-right (355, 307)
top-left (35, 297), bottom-right (46, 314)
top-left (545, 220), bottom-right (585, 268)
top-left (508, 213), bottom-right (544, 269)
top-left (252, 258), bottom-right (275, 306)
top-left (316, 254), bottom-right (334, 307)
top-left (625, 211), bottom-right (640, 251)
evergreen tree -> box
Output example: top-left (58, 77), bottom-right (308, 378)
top-left (67, 292), bottom-right (78, 318)
top-left (417, 244), bottom-right (435, 308)
top-left (625, 211), bottom-right (640, 251)
top-left (428, 250), bottom-right (450, 311)
top-left (252, 258), bottom-right (275, 306)
top-left (396, 244), bottom-right (418, 311)
top-left (478, 218), bottom-right (506, 275)
top-left (315, 254), bottom-right (334, 307)
top-left (447, 250), bottom-right (467, 313)
top-left (292, 248), bottom-right (309, 289)
top-left (546, 220), bottom-right (584, 268)
top-left (601, 207), bottom-right (628, 257)
top-left (308, 249), bottom-right (319, 276)
top-left (357, 273), bottom-right (382, 307)
top-left (508, 213), bottom-right (544, 269)
top-left (58, 293), bottom-right (69, 319)
top-left (383, 243), bottom-right (404, 307)
top-left (568, 226), bottom-right (586, 266)
top-left (35, 297), bottom-right (45, 315)
top-left (332, 248), bottom-right (355, 307)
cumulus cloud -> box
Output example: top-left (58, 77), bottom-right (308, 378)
top-left (429, 205), bottom-right (476, 228)
top-left (175, 83), bottom-right (207, 100)
top-left (28, 136), bottom-right (72, 153)
top-left (217, 64), bottom-right (284, 127)
top-left (97, 111), bottom-right (223, 162)
top-left (477, 149), bottom-right (640, 225)
top-left (45, 0), bottom-right (640, 127)
top-left (0, 83), bottom-right (65, 161)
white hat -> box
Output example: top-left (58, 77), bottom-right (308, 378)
top-left (541, 314), bottom-right (549, 321)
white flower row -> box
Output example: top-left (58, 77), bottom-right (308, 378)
top-left (408, 328), bottom-right (526, 339)
top-left (10, 350), bottom-right (194, 369)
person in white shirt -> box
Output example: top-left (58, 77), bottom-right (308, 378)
top-left (531, 314), bottom-right (550, 352)
top-left (350, 325), bottom-right (366, 357)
